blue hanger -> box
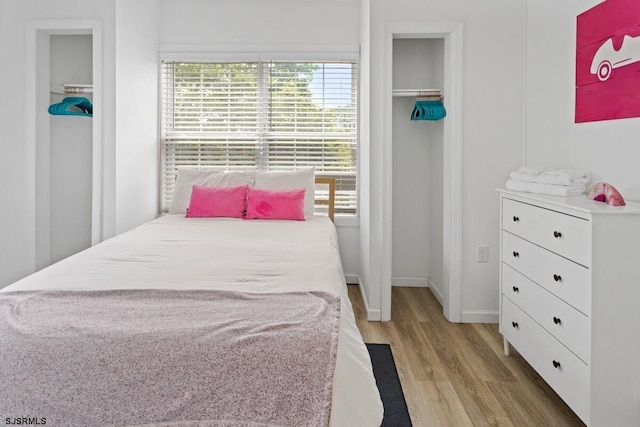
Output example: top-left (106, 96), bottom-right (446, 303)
top-left (411, 99), bottom-right (446, 121)
top-left (48, 97), bottom-right (93, 117)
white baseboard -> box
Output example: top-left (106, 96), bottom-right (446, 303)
top-left (344, 273), bottom-right (359, 285)
top-left (430, 278), bottom-right (497, 323)
top-left (391, 276), bottom-right (429, 287)
top-left (351, 275), bottom-right (497, 323)
top-left (355, 276), bottom-right (381, 321)
top-left (428, 277), bottom-right (445, 307)
top-left (461, 310), bottom-right (499, 324)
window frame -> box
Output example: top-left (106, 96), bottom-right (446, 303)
top-left (158, 49), bottom-right (361, 219)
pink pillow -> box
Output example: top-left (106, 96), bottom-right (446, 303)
top-left (245, 188), bottom-right (305, 221)
top-left (185, 185), bottom-right (248, 218)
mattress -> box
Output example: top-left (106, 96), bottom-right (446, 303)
top-left (1, 215), bottom-right (383, 426)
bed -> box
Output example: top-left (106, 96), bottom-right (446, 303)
top-left (0, 169), bottom-right (383, 427)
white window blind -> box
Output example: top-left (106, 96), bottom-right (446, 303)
top-left (160, 60), bottom-right (358, 214)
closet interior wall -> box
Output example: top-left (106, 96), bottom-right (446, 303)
top-left (391, 38), bottom-right (445, 297)
top-left (36, 34), bottom-right (93, 269)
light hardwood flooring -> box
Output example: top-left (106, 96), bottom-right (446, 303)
top-left (348, 285), bottom-right (586, 427)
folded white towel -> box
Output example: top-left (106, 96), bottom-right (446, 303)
top-left (538, 169), bottom-right (590, 185)
top-left (509, 168), bottom-right (590, 186)
top-left (506, 180), bottom-right (586, 196)
top-left (539, 169), bottom-right (587, 179)
top-left (516, 166), bottom-right (540, 175)
top-left (509, 171), bottom-right (538, 183)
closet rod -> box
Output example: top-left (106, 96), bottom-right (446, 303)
top-left (392, 89), bottom-right (442, 97)
top-left (50, 83), bottom-right (93, 95)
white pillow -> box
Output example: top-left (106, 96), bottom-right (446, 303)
top-left (169, 169), bottom-right (257, 214)
top-left (253, 167), bottom-right (315, 217)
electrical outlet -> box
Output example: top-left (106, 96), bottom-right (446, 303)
top-left (477, 245), bottom-right (489, 263)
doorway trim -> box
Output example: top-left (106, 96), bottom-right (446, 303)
top-left (381, 21), bottom-right (463, 321)
top-left (25, 19), bottom-right (103, 272)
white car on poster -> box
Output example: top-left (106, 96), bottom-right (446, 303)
top-left (590, 34), bottom-right (640, 81)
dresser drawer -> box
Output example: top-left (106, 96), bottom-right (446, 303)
top-left (501, 297), bottom-right (589, 422)
top-left (502, 263), bottom-right (590, 363)
top-left (502, 231), bottom-right (590, 315)
top-left (502, 198), bottom-right (591, 267)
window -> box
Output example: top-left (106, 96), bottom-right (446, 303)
top-left (160, 60), bottom-right (358, 215)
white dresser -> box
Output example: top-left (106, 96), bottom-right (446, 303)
top-left (498, 190), bottom-right (640, 426)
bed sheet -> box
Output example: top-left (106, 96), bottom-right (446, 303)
top-left (2, 215), bottom-right (383, 427)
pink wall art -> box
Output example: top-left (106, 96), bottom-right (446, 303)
top-left (576, 0), bottom-right (640, 123)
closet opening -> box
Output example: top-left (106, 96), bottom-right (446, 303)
top-left (46, 34), bottom-right (93, 267)
top-left (391, 37), bottom-right (445, 298)
top-left (25, 20), bottom-right (103, 273)
top-left (381, 23), bottom-right (463, 322)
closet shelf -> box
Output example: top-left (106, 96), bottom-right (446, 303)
top-left (393, 89), bottom-right (442, 97)
top-left (50, 83), bottom-right (93, 96)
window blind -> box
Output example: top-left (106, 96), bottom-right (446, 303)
top-left (160, 61), bottom-right (358, 214)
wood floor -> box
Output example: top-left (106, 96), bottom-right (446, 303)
top-left (348, 285), bottom-right (586, 427)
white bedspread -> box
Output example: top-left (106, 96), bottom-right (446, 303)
top-left (2, 215), bottom-right (383, 427)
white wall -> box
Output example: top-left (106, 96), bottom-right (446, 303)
top-left (0, 0), bottom-right (117, 288)
top-left (0, 0), bottom-right (531, 323)
top-left (115, 0), bottom-right (160, 234)
top-left (0, 0), bottom-right (361, 288)
top-left (0, 0), bottom-right (160, 288)
top-left (358, 0), bottom-right (374, 314)
top-left (49, 35), bottom-right (93, 264)
top-left (366, 0), bottom-right (525, 320)
top-left (159, 0), bottom-right (359, 46)
top-left (391, 38), bottom-right (444, 287)
top-left (525, 0), bottom-right (640, 202)
top-left (158, 0), bottom-right (363, 278)
top-left (392, 94), bottom-right (431, 285)
top-left (0, 2), bottom-right (26, 286)
top-left (428, 95), bottom-right (445, 301)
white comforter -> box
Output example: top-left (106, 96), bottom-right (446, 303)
top-left (2, 215), bottom-right (383, 427)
